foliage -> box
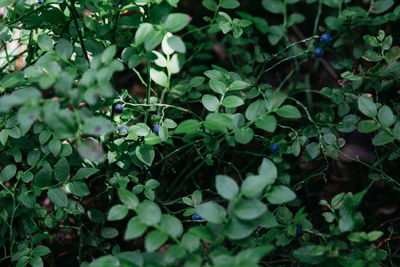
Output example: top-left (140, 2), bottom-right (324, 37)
top-left (0, 0), bottom-right (399, 266)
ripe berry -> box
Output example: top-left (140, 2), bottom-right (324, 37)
top-left (287, 54), bottom-right (295, 63)
top-left (320, 33), bottom-right (332, 44)
top-left (314, 48), bottom-right (324, 58)
top-left (114, 103), bottom-right (125, 113)
top-left (192, 214), bottom-right (202, 221)
top-left (153, 124), bottom-right (160, 136)
top-left (38, 0), bottom-right (43, 3)
top-left (296, 224), bottom-right (303, 234)
top-left (269, 143), bottom-right (280, 155)
top-left (118, 126), bottom-right (129, 136)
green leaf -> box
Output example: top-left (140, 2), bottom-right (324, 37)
top-left (150, 68), bottom-right (168, 87)
top-left (362, 50), bottom-right (382, 62)
top-left (276, 105), bottom-right (301, 119)
top-left (39, 130), bottom-right (52, 144)
top-left (160, 214), bottom-right (183, 237)
top-left (373, 0), bottom-right (394, 14)
top-left (137, 200), bottom-right (161, 225)
top-left (220, 0), bottom-right (240, 9)
top-left (49, 138), bottom-right (61, 156)
top-left (55, 39), bottom-right (73, 60)
top-left (54, 157), bottom-right (70, 182)
top-left (234, 198), bottom-right (267, 220)
top-left (33, 245), bottom-right (51, 257)
top-left (47, 188), bottom-right (68, 207)
top-left (181, 233), bottom-right (200, 251)
top-left (125, 217), bottom-right (147, 240)
top-left (118, 189), bottom-right (139, 209)
top-left (222, 95), bottom-right (244, 108)
top-left (363, 35), bottom-right (380, 47)
top-left (202, 0), bottom-right (218, 11)
top-left (74, 168), bottom-right (99, 179)
top-left (225, 216), bottom-right (256, 240)
top-left (135, 23), bottom-right (155, 45)
top-left (304, 142), bottom-right (320, 161)
top-left (358, 96), bottom-right (377, 118)
top-left (101, 227), bottom-right (119, 239)
top-left (204, 113), bottom-right (232, 133)
top-left (258, 158), bottom-right (278, 184)
top-left (190, 76), bottom-right (206, 87)
top-left (209, 79), bottom-right (226, 94)
top-left (17, 105), bottom-right (40, 129)
top-left (175, 119), bottom-right (201, 134)
top-left (89, 256), bottom-right (120, 267)
top-left (288, 13), bottom-right (305, 26)
top-left (37, 35), bottom-right (53, 51)
top-left (229, 80), bottom-right (249, 90)
top-left (83, 117), bottom-right (114, 136)
top-left (372, 131), bottom-right (395, 146)
top-left (101, 45), bottom-right (117, 63)
top-left (135, 144), bottom-right (155, 166)
top-left (166, 35), bottom-right (186, 54)
top-left (265, 185), bottom-right (296, 204)
top-left (241, 175), bottom-right (268, 197)
top-left (216, 175), bottom-right (239, 200)
top-left (202, 94), bottom-right (220, 112)
top-left (107, 204), bottom-right (129, 221)
top-left (378, 105), bottom-right (395, 127)
top-left (255, 114), bottom-right (277, 133)
top-left (196, 202), bottom-right (226, 224)
top-left (234, 127), bottom-right (254, 144)
top-left (261, 0), bottom-right (284, 14)
top-left (145, 230), bottom-right (168, 252)
top-left (0, 164), bottom-right (16, 182)
top-left (357, 120), bottom-right (380, 133)
top-left (0, 25), bottom-right (12, 42)
top-left (30, 256), bottom-right (43, 267)
top-left (162, 13), bottom-right (189, 33)
top-left (66, 181), bottom-right (90, 197)
top-left (367, 231), bottom-right (383, 241)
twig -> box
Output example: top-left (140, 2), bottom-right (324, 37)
top-left (69, 0), bottom-right (89, 62)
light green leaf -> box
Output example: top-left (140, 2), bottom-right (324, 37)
top-left (216, 175), bottom-right (239, 200)
top-left (202, 94), bottom-right (220, 112)
top-left (196, 202), bottom-right (226, 224)
top-left (265, 185), bottom-right (296, 204)
top-left (47, 188), bottom-right (68, 207)
top-left (358, 96), bottom-right (377, 118)
top-left (222, 95), bottom-right (244, 108)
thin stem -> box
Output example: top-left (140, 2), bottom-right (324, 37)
top-left (69, 0), bottom-right (89, 62)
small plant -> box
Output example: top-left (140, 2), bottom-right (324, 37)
top-left (0, 0), bottom-right (399, 266)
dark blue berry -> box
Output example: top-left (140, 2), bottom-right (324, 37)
top-left (269, 143), bottom-right (280, 155)
top-left (192, 214), bottom-right (202, 221)
top-left (287, 54), bottom-right (295, 63)
top-left (320, 33), bottom-right (332, 45)
top-left (296, 224), bottom-right (302, 234)
top-left (153, 124), bottom-right (160, 136)
top-left (114, 103), bottom-right (125, 113)
top-left (118, 126), bottom-right (129, 136)
top-left (38, 0), bottom-right (43, 3)
top-left (314, 48), bottom-right (324, 58)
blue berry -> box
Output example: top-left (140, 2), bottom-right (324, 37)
top-left (287, 54), bottom-right (295, 63)
top-left (320, 33), bottom-right (332, 45)
top-left (114, 103), bottom-right (125, 113)
top-left (192, 214), bottom-right (202, 221)
top-left (314, 48), bottom-right (324, 58)
top-left (118, 126), bottom-right (129, 135)
top-left (38, 0), bottom-right (43, 3)
top-left (269, 144), bottom-right (280, 155)
top-left (153, 124), bottom-right (160, 136)
top-left (296, 224), bottom-right (303, 234)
